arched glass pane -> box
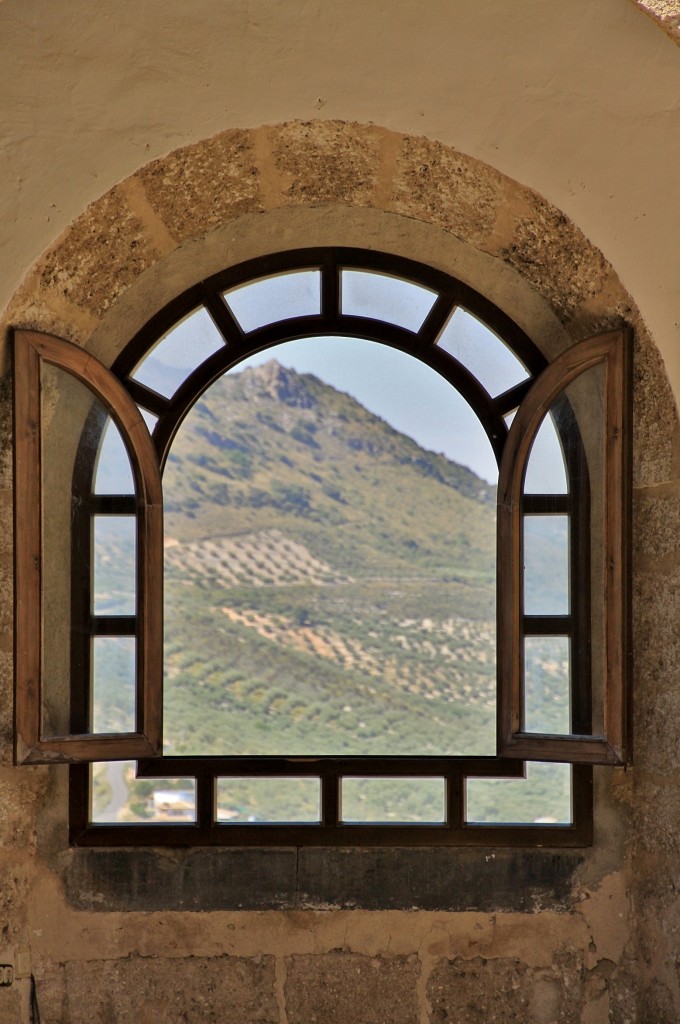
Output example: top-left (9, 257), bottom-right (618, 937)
top-left (94, 417), bottom-right (135, 494)
top-left (162, 337), bottom-right (497, 759)
top-left (131, 306), bottom-right (224, 398)
top-left (437, 308), bottom-right (529, 397)
top-left (224, 270), bottom-right (321, 332)
top-left (341, 271), bottom-right (437, 332)
top-left (523, 412), bottom-right (568, 494)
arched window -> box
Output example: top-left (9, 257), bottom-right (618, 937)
top-left (13, 249), bottom-right (631, 845)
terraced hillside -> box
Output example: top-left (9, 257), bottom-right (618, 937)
top-left (158, 360), bottom-right (505, 759)
top-left (94, 358), bottom-right (571, 823)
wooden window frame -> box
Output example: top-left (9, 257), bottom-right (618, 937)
top-left (497, 330), bottom-right (632, 766)
top-left (12, 249), bottom-right (631, 846)
top-left (13, 330), bottom-right (163, 764)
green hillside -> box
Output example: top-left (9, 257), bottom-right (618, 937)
top-left (93, 359), bottom-right (571, 824)
top-left (161, 361), bottom-right (500, 757)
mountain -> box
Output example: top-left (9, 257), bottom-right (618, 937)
top-left (159, 360), bottom-right (498, 755)
top-left (94, 360), bottom-right (570, 823)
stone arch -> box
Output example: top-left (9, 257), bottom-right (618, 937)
top-left (5, 119), bottom-right (674, 487)
top-left (5, 119), bottom-right (680, 1015)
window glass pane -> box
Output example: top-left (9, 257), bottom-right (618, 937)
top-left (93, 516), bottom-right (136, 616)
top-left (92, 636), bottom-right (136, 734)
top-left (41, 362), bottom-right (99, 737)
top-left (131, 306), bottom-right (224, 398)
top-left (90, 762), bottom-right (196, 823)
top-left (524, 636), bottom-right (571, 734)
top-left (341, 777), bottom-right (446, 824)
top-left (94, 417), bottom-right (135, 494)
top-left (216, 777), bottom-right (320, 823)
top-left (140, 408), bottom-right (158, 433)
top-left (341, 271), bottom-right (437, 332)
top-left (224, 271), bottom-right (321, 332)
top-left (466, 762), bottom-right (572, 824)
top-left (523, 515), bottom-right (569, 616)
top-left (436, 308), bottom-right (529, 397)
top-left (523, 412), bottom-right (568, 494)
top-left (162, 337), bottom-right (497, 759)
top-left (560, 365), bottom-right (606, 737)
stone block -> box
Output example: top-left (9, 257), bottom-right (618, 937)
top-left (285, 952), bottom-right (419, 1024)
top-left (633, 489), bottom-right (680, 571)
top-left (631, 774), bottom-right (680, 855)
top-left (428, 951), bottom-right (584, 1024)
top-left (0, 986), bottom-right (22, 1024)
top-left (632, 327), bottom-right (677, 489)
top-left (500, 194), bottom-right (609, 322)
top-left (34, 187), bottom-right (162, 321)
top-left (64, 848), bottom-right (298, 911)
top-left (137, 129), bottom-right (261, 242)
top-left (270, 121), bottom-right (381, 206)
top-left (297, 847), bottom-right (582, 912)
top-left (0, 768), bottom-right (49, 848)
top-left (37, 955), bottom-right (277, 1024)
top-left (392, 136), bottom-right (502, 248)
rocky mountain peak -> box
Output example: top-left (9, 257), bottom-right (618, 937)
top-left (241, 360), bottom-right (318, 409)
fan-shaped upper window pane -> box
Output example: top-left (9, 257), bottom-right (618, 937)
top-left (436, 308), bottom-right (529, 398)
top-left (94, 417), bottom-right (135, 495)
top-left (340, 271), bottom-right (437, 332)
top-left (523, 413), bottom-right (568, 494)
top-left (224, 271), bottom-right (321, 332)
top-left (131, 307), bottom-right (225, 399)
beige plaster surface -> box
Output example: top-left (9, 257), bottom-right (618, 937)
top-left (1, 0), bottom-right (679, 404)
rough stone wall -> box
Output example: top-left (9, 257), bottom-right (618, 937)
top-left (0, 121), bottom-right (677, 1022)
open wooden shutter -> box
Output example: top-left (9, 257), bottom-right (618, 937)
top-left (14, 330), bottom-right (163, 764)
top-left (497, 329), bottom-right (631, 766)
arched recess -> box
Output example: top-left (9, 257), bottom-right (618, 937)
top-left (6, 119), bottom-right (672, 489)
top-left (7, 120), bottom-right (679, 914)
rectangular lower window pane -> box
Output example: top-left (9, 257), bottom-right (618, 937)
top-left (93, 516), bottom-right (136, 615)
top-left (465, 762), bottom-right (572, 824)
top-left (523, 515), bottom-right (569, 615)
top-left (341, 776), bottom-right (446, 824)
top-left (90, 762), bottom-right (196, 823)
top-left (524, 635), bottom-right (571, 734)
top-left (92, 636), bottom-right (136, 734)
top-left (216, 777), bottom-right (321, 823)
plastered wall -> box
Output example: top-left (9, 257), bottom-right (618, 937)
top-left (0, 121), bottom-right (677, 1022)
